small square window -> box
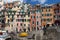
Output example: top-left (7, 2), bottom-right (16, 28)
top-left (11, 25), bottom-right (13, 27)
top-left (32, 21), bottom-right (34, 24)
top-left (37, 16), bottom-right (38, 18)
top-left (24, 19), bottom-right (26, 22)
top-left (22, 19), bottom-right (24, 22)
top-left (17, 15), bottom-right (19, 17)
top-left (8, 19), bottom-right (9, 23)
top-left (20, 23), bottom-right (22, 26)
top-left (37, 21), bottom-right (39, 25)
top-left (17, 23), bottom-right (18, 26)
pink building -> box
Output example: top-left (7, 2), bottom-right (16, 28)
top-left (35, 5), bottom-right (41, 30)
top-left (16, 13), bottom-right (24, 32)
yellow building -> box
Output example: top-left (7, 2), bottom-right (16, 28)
top-left (5, 10), bottom-right (16, 32)
top-left (41, 5), bottom-right (55, 27)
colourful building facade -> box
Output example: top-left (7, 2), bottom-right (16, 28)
top-left (53, 3), bottom-right (60, 25)
top-left (35, 5), bottom-right (41, 30)
top-left (41, 5), bottom-right (55, 26)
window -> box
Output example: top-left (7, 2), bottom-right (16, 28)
top-left (37, 21), bottom-right (39, 25)
top-left (42, 19), bottom-right (46, 21)
top-left (21, 9), bottom-right (24, 13)
top-left (46, 9), bottom-right (50, 12)
top-left (19, 12), bottom-right (20, 14)
top-left (20, 23), bottom-right (22, 26)
top-left (24, 19), bottom-right (26, 22)
top-left (12, 15), bottom-right (14, 19)
top-left (2, 15), bottom-right (5, 17)
top-left (46, 14), bottom-right (50, 16)
top-left (2, 19), bottom-right (4, 23)
top-left (46, 14), bottom-right (52, 16)
top-left (42, 14), bottom-right (43, 16)
top-left (11, 19), bottom-right (13, 22)
top-left (31, 16), bottom-right (35, 18)
top-left (28, 19), bottom-right (31, 22)
top-left (55, 10), bottom-right (59, 13)
top-left (28, 12), bottom-right (30, 14)
top-left (42, 14), bottom-right (45, 16)
top-left (32, 11), bottom-right (35, 13)
top-left (21, 15), bottom-right (23, 17)
top-left (12, 19), bottom-right (13, 22)
top-left (16, 19), bottom-right (18, 22)
top-left (37, 16), bottom-right (38, 18)
top-left (32, 21), bottom-right (34, 24)
top-left (24, 24), bottom-right (26, 26)
top-left (57, 4), bottom-right (59, 6)
top-left (17, 6), bottom-right (19, 8)
top-left (17, 23), bottom-right (18, 26)
top-left (17, 15), bottom-right (19, 17)
top-left (32, 16), bottom-right (34, 18)
top-left (49, 9), bottom-right (50, 12)
top-left (24, 15), bottom-right (26, 17)
top-left (47, 19), bottom-right (52, 22)
top-left (47, 19), bottom-right (50, 21)
top-left (8, 19), bottom-right (9, 23)
top-left (50, 14), bottom-right (52, 16)
top-left (19, 19), bottom-right (22, 21)
top-left (16, 19), bottom-right (20, 22)
top-left (36, 10), bottom-right (39, 12)
top-left (22, 19), bottom-right (24, 22)
top-left (28, 14), bottom-right (30, 17)
top-left (54, 15), bottom-right (56, 18)
top-left (36, 10), bottom-right (41, 13)
top-left (57, 9), bottom-right (59, 13)
top-left (34, 16), bottom-right (35, 18)
top-left (11, 25), bottom-right (13, 27)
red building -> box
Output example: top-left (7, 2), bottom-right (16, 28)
top-left (53, 3), bottom-right (60, 25)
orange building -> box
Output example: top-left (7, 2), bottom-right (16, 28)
top-left (41, 5), bottom-right (55, 27)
